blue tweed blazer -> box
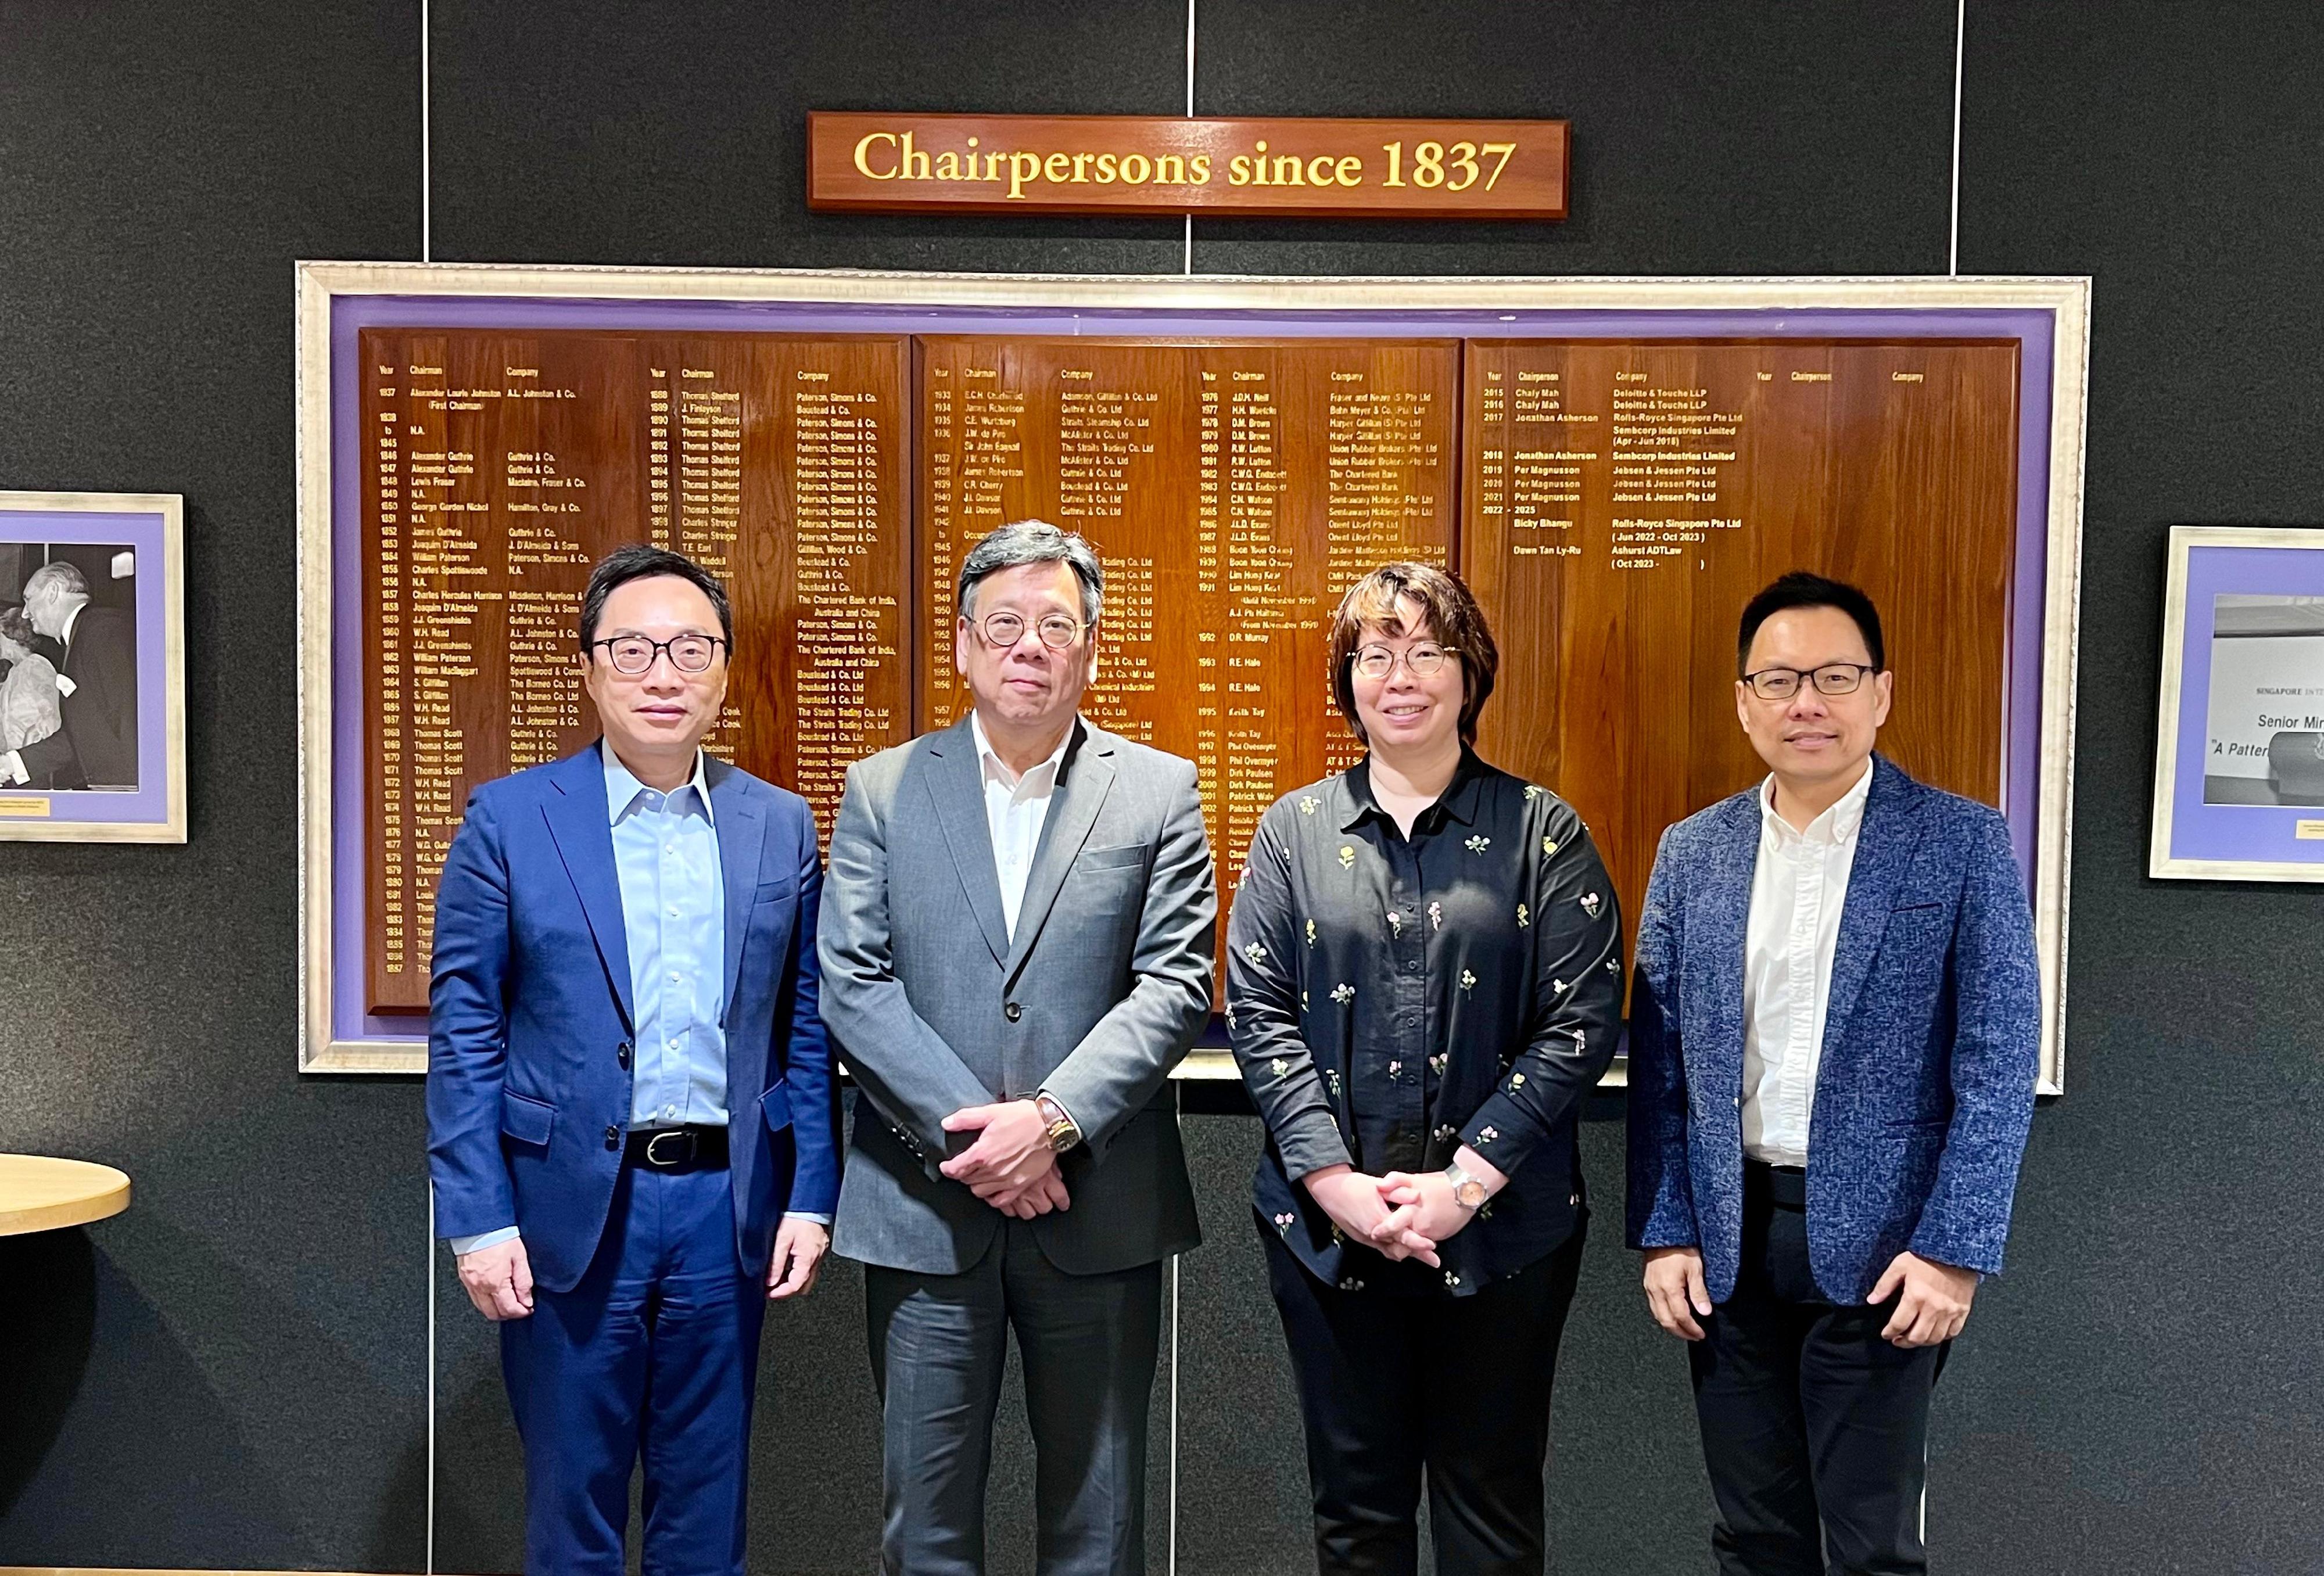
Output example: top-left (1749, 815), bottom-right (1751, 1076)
top-left (1624, 756), bottom-right (2040, 1305)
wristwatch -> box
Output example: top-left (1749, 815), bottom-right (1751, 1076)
top-left (1442, 1160), bottom-right (1490, 1211)
top-left (1034, 1093), bottom-right (1083, 1154)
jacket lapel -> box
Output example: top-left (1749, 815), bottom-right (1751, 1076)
top-left (1819, 757), bottom-right (1927, 1058)
top-left (541, 746), bottom-right (635, 1032)
top-left (925, 720), bottom-right (1011, 966)
top-left (708, 758), bottom-right (766, 1024)
top-left (1005, 722), bottom-right (1115, 978)
top-left (1698, 788), bottom-right (1761, 1080)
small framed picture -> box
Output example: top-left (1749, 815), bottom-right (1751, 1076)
top-left (2151, 525), bottom-right (2324, 879)
top-left (0, 490), bottom-right (187, 843)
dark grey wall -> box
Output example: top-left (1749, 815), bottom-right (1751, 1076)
top-left (2, 2), bottom-right (2317, 1571)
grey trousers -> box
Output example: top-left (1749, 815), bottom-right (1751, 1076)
top-left (864, 1220), bottom-right (1163, 1576)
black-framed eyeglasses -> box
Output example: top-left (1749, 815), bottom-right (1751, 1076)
top-left (1742, 662), bottom-right (1878, 701)
top-left (588, 633), bottom-right (727, 675)
top-left (972, 611), bottom-right (1087, 651)
top-left (1351, 642), bottom-right (1458, 681)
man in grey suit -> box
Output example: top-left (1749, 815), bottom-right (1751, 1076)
top-left (820, 519), bottom-right (1215, 1575)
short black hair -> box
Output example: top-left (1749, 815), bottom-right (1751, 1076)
top-left (1737, 571), bottom-right (1885, 676)
top-left (578, 544), bottom-right (733, 654)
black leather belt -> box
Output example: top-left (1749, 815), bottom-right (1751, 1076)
top-left (1744, 1158), bottom-right (1807, 1211)
top-left (624, 1123), bottom-right (729, 1172)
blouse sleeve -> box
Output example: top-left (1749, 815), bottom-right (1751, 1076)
top-left (1226, 809), bottom-right (1353, 1182)
top-left (1458, 800), bottom-right (1625, 1176)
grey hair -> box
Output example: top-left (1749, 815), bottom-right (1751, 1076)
top-left (24, 561), bottom-right (89, 600)
top-left (956, 520), bottom-right (1103, 627)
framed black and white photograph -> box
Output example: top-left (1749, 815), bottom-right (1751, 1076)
top-left (0, 490), bottom-right (186, 843)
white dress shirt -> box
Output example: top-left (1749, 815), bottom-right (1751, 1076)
top-left (1740, 759), bottom-right (1874, 1166)
top-left (971, 710), bottom-right (1073, 939)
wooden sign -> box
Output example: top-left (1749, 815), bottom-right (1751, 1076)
top-left (807, 113), bottom-right (1568, 220)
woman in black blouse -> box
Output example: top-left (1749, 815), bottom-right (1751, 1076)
top-left (1226, 562), bottom-right (1624, 1576)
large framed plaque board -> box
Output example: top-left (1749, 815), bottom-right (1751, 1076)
top-left (299, 268), bottom-right (2086, 1091)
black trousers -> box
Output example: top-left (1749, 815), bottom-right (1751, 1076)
top-left (1261, 1219), bottom-right (1587, 1576)
top-left (1689, 1165), bottom-right (1948, 1576)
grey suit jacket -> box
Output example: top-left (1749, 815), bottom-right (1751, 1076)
top-left (820, 716), bottom-right (1215, 1276)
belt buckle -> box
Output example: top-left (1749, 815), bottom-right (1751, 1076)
top-left (644, 1128), bottom-right (696, 1168)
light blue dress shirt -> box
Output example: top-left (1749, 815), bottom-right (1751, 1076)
top-left (446, 742), bottom-right (823, 1257)
top-left (605, 742), bottom-right (730, 1133)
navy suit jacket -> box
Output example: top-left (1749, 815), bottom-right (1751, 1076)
top-left (1625, 756), bottom-right (2040, 1305)
top-left (425, 745), bottom-right (841, 1294)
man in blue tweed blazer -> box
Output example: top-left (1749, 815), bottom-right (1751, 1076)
top-left (1627, 572), bottom-right (2039, 1576)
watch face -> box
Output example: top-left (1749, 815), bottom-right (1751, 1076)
top-left (1455, 1179), bottom-right (1489, 1209)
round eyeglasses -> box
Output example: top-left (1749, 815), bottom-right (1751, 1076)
top-left (589, 634), bottom-right (727, 675)
top-left (1741, 662), bottom-right (1878, 701)
top-left (1351, 642), bottom-right (1457, 681)
top-left (974, 611), bottom-right (1086, 651)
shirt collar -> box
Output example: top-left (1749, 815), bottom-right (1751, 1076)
top-left (601, 739), bottom-right (715, 825)
top-left (59, 601), bottom-right (85, 648)
top-left (1340, 748), bottom-right (1487, 832)
top-left (1759, 756), bottom-right (1873, 849)
top-left (971, 710), bottom-right (1074, 796)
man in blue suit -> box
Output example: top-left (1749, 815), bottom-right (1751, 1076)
top-left (1627, 572), bottom-right (2039, 1576)
top-left (428, 543), bottom-right (840, 1576)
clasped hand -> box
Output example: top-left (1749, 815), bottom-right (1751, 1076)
top-left (941, 1100), bottom-right (1070, 1219)
top-left (1303, 1165), bottom-right (1480, 1268)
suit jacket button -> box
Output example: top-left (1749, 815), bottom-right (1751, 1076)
top-left (1005, 1001), bottom-right (1023, 1022)
top-left (616, 1042), bottom-right (632, 1069)
top-left (604, 1125), bottom-right (622, 1150)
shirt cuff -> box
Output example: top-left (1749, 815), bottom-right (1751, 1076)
top-left (1275, 1110), bottom-right (1355, 1183)
top-left (1, 751), bottom-right (21, 784)
top-left (446, 1226), bottom-right (520, 1257)
top-left (781, 1211), bottom-right (833, 1226)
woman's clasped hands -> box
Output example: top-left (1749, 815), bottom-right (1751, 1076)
top-left (1303, 1163), bottom-right (1489, 1268)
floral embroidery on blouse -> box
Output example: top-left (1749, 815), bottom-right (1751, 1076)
top-left (1273, 1212), bottom-right (1296, 1233)
top-left (1543, 837), bottom-right (1559, 857)
top-left (1433, 1122), bottom-right (1458, 1144)
top-left (1553, 977), bottom-right (1568, 994)
top-left (1509, 1072), bottom-right (1526, 1089)
top-left (1477, 1125), bottom-right (1500, 1144)
top-left (1524, 784), bottom-right (1543, 800)
top-left (1428, 1051), bottom-right (1447, 1075)
top-left (1386, 909), bottom-right (1404, 937)
top-left (1443, 1271), bottom-right (1462, 1288)
top-left (1459, 968), bottom-right (1477, 992)
top-left (1269, 1056), bottom-right (1290, 1078)
top-left (1427, 900), bottom-right (1443, 929)
top-left (1305, 918), bottom-right (1317, 947)
top-left (1325, 1068), bottom-right (1343, 1097)
top-left (1338, 1276), bottom-right (1366, 1292)
top-left (1580, 891), bottom-right (1602, 918)
top-left (1516, 902), bottom-right (1530, 928)
top-left (1338, 845), bottom-right (1357, 869)
top-left (1464, 834), bottom-right (1491, 854)
top-left (1387, 1060), bottom-right (1403, 1078)
top-left (1330, 982), bottom-right (1356, 1006)
top-left (1299, 795), bottom-right (1321, 815)
top-left (1243, 940), bottom-right (1268, 965)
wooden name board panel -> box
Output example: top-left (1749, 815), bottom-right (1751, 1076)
top-left (1462, 339), bottom-right (2021, 938)
top-left (808, 114), bottom-right (1569, 220)
top-left (358, 328), bottom-right (911, 1012)
top-left (913, 337), bottom-right (1457, 947)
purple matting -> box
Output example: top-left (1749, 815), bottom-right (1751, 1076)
top-left (2, 507), bottom-right (173, 826)
top-left (2166, 544), bottom-right (2324, 864)
top-left (329, 293), bottom-right (2063, 1045)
